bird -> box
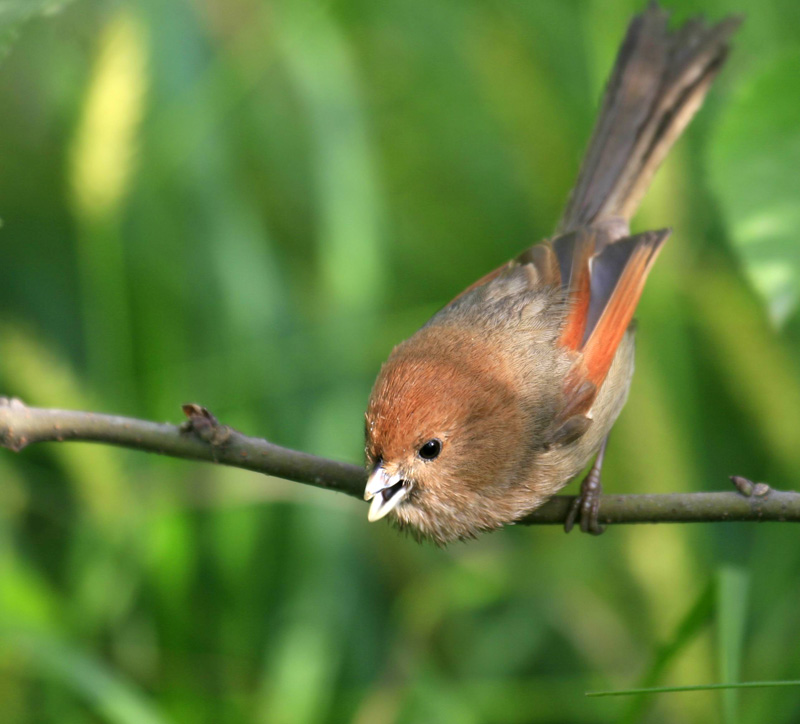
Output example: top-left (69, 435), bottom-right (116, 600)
top-left (363, 4), bottom-right (740, 544)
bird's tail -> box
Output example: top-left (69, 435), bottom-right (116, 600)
top-left (557, 4), bottom-right (740, 234)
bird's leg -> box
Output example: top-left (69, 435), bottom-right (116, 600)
top-left (564, 437), bottom-right (608, 535)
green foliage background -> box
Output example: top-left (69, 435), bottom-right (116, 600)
top-left (0, 0), bottom-right (798, 722)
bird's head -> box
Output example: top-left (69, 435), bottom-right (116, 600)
top-left (363, 330), bottom-right (525, 543)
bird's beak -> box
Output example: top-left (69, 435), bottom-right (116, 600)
top-left (364, 466), bottom-right (410, 522)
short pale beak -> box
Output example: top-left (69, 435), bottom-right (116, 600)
top-left (364, 466), bottom-right (410, 522)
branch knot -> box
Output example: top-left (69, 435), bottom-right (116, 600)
top-left (181, 404), bottom-right (233, 447)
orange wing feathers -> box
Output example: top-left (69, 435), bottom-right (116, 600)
top-left (580, 230), bottom-right (668, 386)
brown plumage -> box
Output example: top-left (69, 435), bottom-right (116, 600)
top-left (364, 4), bottom-right (740, 544)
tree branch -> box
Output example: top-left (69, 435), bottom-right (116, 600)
top-left (1, 397), bottom-right (797, 526)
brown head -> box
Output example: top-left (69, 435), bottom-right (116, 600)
top-left (364, 326), bottom-right (532, 543)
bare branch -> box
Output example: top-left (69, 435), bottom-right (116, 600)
top-left (1, 398), bottom-right (797, 526)
top-left (0, 398), bottom-right (364, 495)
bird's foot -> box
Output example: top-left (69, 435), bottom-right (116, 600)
top-left (564, 439), bottom-right (608, 535)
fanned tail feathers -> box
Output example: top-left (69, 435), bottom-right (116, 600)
top-left (559, 4), bottom-right (740, 232)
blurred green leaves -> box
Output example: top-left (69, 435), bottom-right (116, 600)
top-left (5, 631), bottom-right (168, 724)
top-left (0, 0), bottom-right (76, 60)
top-left (69, 7), bottom-right (147, 400)
top-left (273, 0), bottom-right (385, 316)
top-left (0, 322), bottom-right (131, 525)
top-left (709, 50), bottom-right (800, 326)
top-left (0, 0), bottom-right (798, 722)
top-left (69, 8), bottom-right (146, 225)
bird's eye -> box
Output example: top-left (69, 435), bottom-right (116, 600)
top-left (418, 439), bottom-right (442, 460)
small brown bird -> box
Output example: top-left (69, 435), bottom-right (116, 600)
top-left (364, 5), bottom-right (739, 544)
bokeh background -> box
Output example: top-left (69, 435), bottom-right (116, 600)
top-left (0, 0), bottom-right (799, 722)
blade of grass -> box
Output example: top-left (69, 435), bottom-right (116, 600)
top-left (620, 582), bottom-right (714, 724)
top-left (717, 565), bottom-right (749, 724)
top-left (589, 680), bottom-right (800, 697)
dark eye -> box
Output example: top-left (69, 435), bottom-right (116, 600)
top-left (418, 439), bottom-right (442, 460)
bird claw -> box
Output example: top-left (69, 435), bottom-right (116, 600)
top-left (564, 475), bottom-right (606, 535)
top-left (564, 438), bottom-right (608, 535)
